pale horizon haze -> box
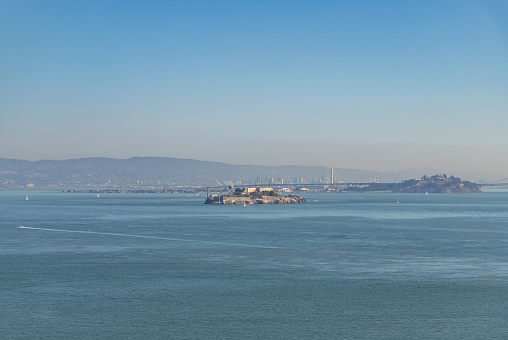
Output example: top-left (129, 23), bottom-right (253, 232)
top-left (1, 1), bottom-right (507, 173)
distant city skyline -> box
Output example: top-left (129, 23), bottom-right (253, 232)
top-left (1, 1), bottom-right (507, 173)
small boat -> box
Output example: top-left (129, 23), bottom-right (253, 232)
top-left (97, 194), bottom-right (100, 198)
top-left (26, 196), bottom-right (29, 201)
top-left (425, 191), bottom-right (428, 195)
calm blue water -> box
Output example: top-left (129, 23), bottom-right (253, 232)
top-left (1, 190), bottom-right (507, 339)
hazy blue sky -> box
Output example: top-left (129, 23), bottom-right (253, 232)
top-left (1, 0), bottom-right (507, 172)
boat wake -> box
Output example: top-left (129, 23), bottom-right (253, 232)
top-left (17, 225), bottom-right (278, 249)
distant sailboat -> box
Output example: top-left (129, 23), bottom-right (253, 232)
top-left (26, 196), bottom-right (29, 201)
top-left (425, 191), bottom-right (429, 195)
top-left (97, 194), bottom-right (100, 198)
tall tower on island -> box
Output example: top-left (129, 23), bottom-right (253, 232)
top-left (331, 168), bottom-right (334, 188)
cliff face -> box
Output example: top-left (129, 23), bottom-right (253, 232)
top-left (204, 192), bottom-right (306, 205)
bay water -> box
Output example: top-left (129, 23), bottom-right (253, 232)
top-left (1, 190), bottom-right (507, 339)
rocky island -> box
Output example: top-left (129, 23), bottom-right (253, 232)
top-left (343, 175), bottom-right (481, 193)
top-left (205, 187), bottom-right (306, 205)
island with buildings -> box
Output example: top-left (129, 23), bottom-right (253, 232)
top-left (204, 187), bottom-right (307, 205)
top-left (343, 175), bottom-right (482, 193)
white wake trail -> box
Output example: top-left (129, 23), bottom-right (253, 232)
top-left (18, 225), bottom-right (278, 249)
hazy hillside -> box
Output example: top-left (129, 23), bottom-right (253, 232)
top-left (0, 157), bottom-right (505, 187)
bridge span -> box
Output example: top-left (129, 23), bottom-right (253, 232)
top-left (202, 181), bottom-right (508, 192)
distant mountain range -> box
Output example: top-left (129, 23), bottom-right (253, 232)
top-left (0, 157), bottom-right (505, 188)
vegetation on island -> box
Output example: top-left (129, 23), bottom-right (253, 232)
top-left (205, 187), bottom-right (306, 205)
top-left (343, 175), bottom-right (481, 193)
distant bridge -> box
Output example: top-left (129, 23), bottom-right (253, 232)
top-left (202, 182), bottom-right (389, 191)
top-left (477, 177), bottom-right (508, 187)
top-left (202, 180), bottom-right (508, 192)
top-left (479, 183), bottom-right (508, 187)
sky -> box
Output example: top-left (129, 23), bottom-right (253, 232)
top-left (1, 0), bottom-right (507, 173)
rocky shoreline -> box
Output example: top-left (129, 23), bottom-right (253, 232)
top-left (205, 187), bottom-right (306, 205)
